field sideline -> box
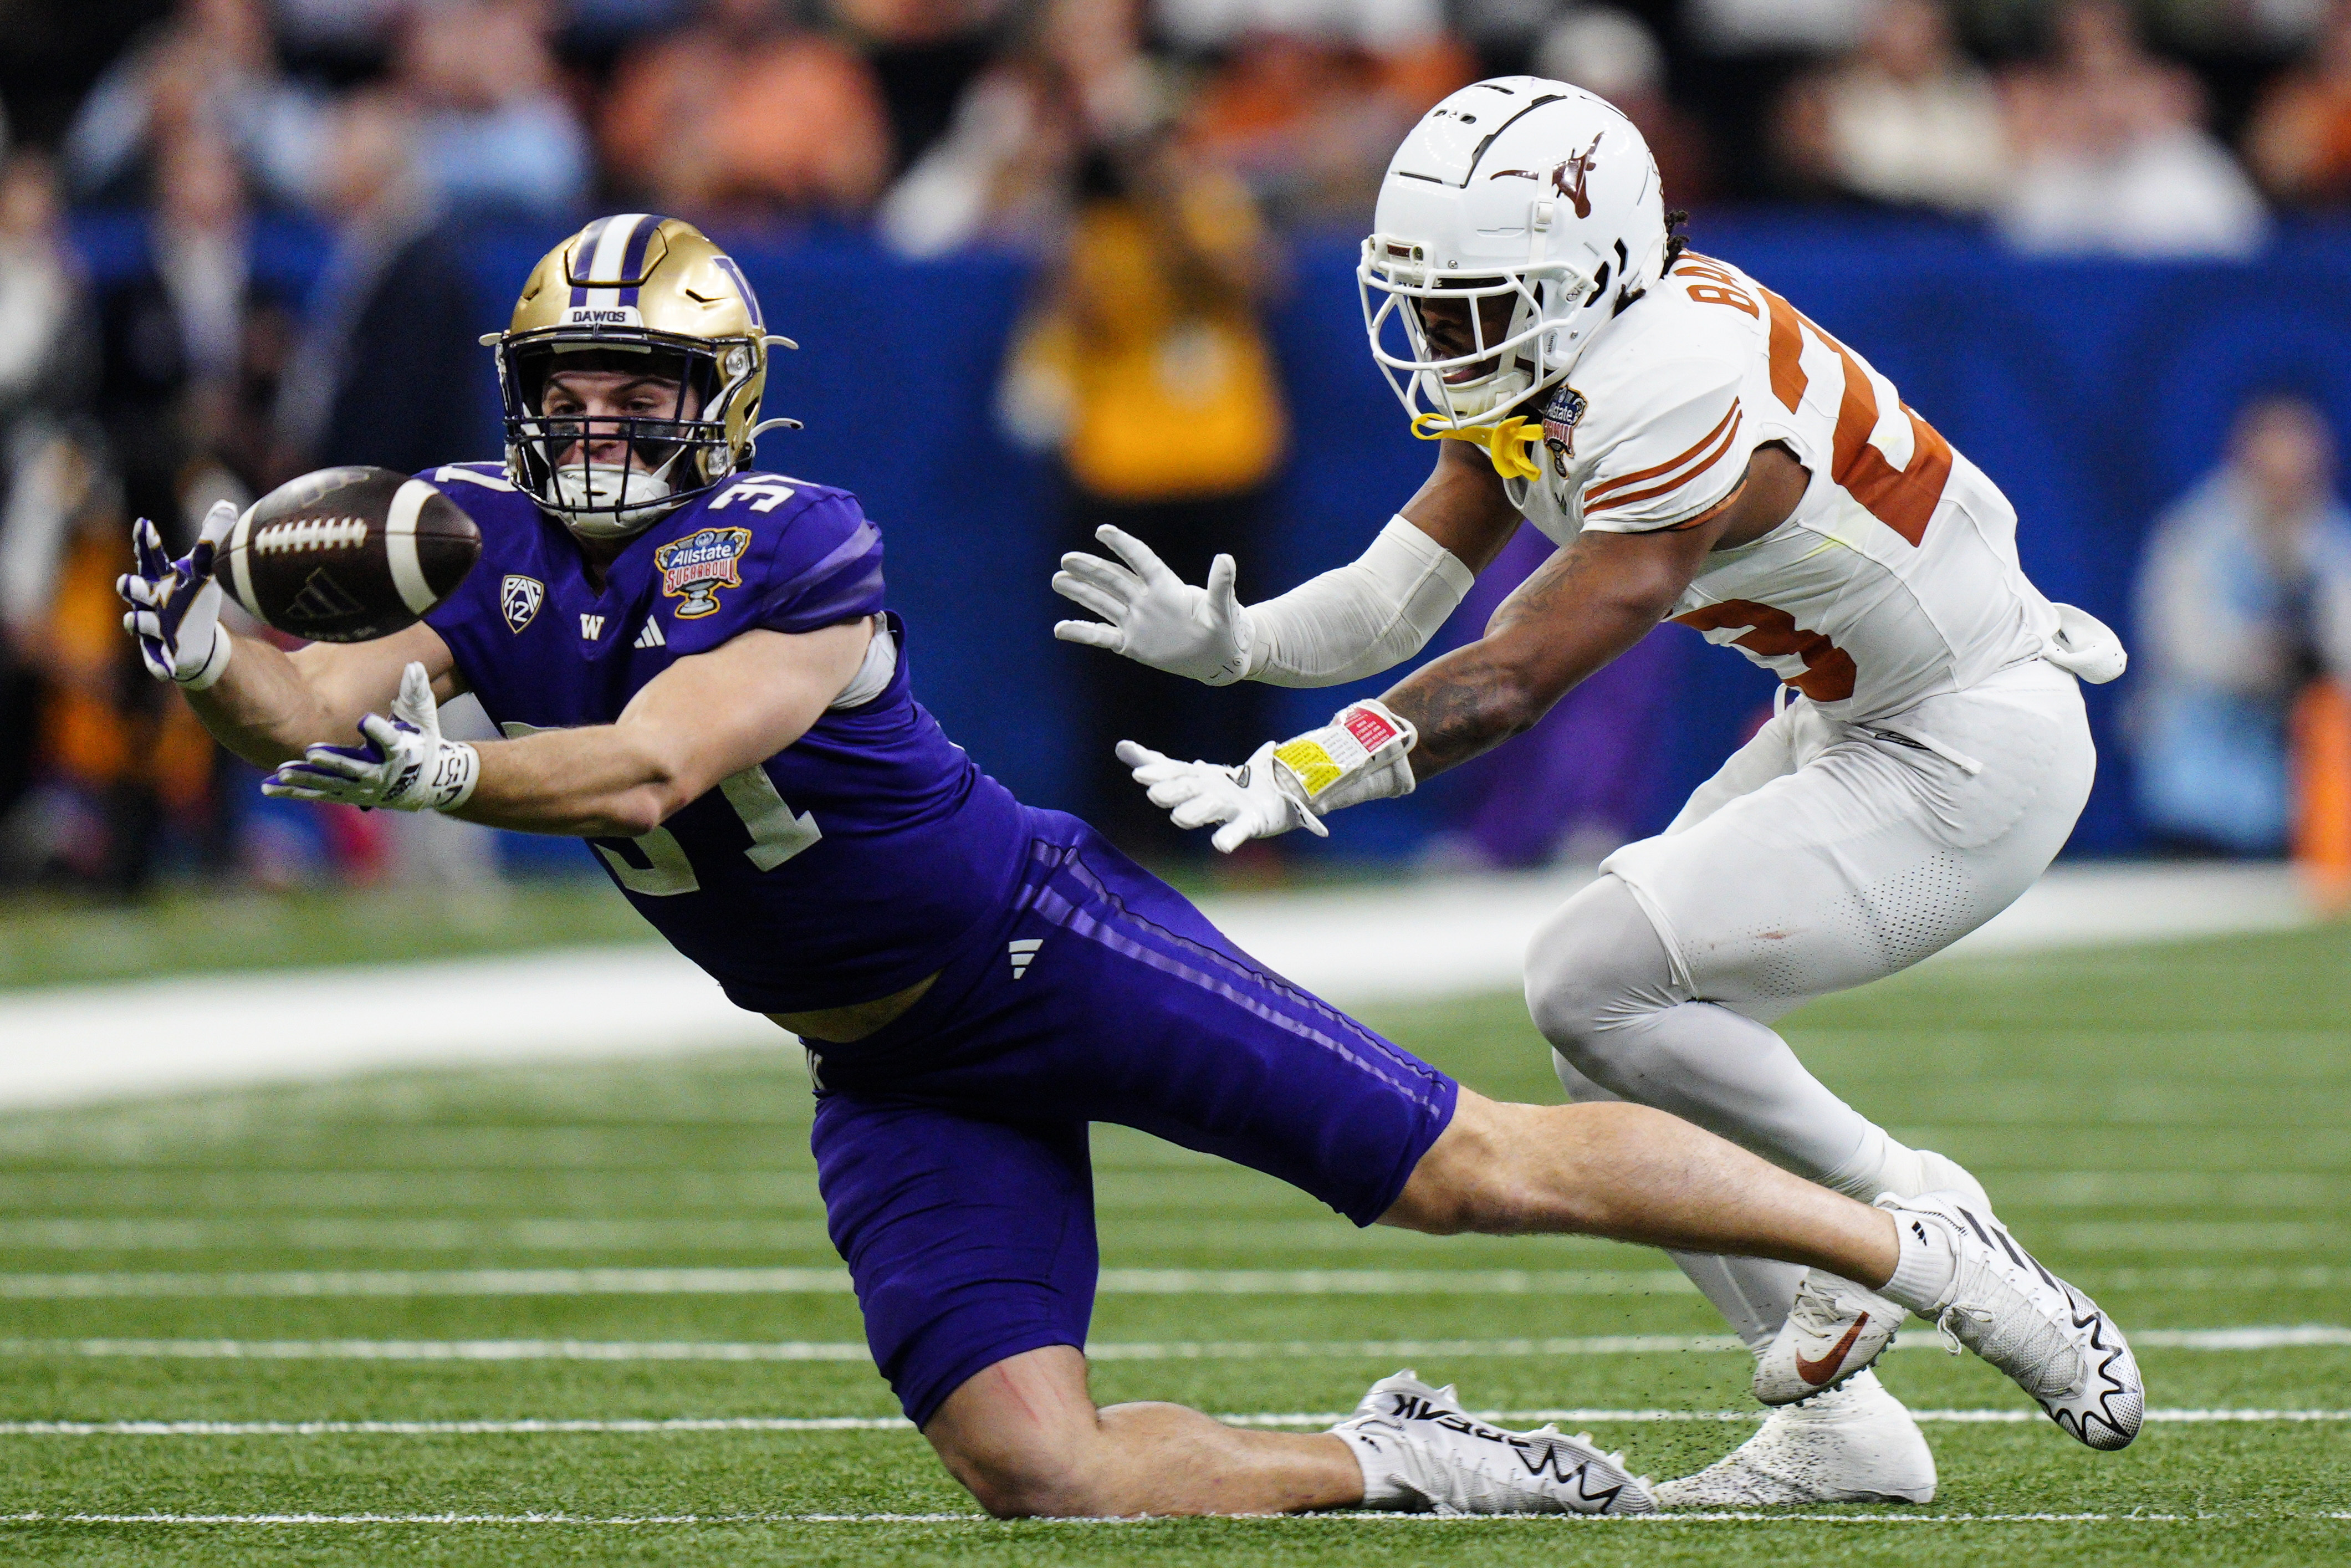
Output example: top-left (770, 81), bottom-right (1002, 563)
top-left (0, 907), bottom-right (2343, 1564)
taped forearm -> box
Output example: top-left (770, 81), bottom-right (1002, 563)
top-left (1241, 517), bottom-right (1474, 688)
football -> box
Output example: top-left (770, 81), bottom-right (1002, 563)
top-left (222, 466), bottom-right (482, 643)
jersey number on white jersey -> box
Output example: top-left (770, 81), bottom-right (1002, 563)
top-left (1668, 257), bottom-right (1962, 702)
top-left (1678, 256), bottom-right (1953, 545)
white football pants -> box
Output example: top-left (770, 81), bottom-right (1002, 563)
top-left (1526, 658), bottom-right (2095, 1352)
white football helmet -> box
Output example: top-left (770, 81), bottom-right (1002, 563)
top-left (1360, 79), bottom-right (1669, 431)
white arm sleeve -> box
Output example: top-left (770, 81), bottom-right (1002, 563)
top-left (1241, 517), bottom-right (1476, 688)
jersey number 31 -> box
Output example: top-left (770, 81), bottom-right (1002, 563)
top-left (501, 722), bottom-right (820, 895)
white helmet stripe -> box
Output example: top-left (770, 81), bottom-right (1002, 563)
top-left (582, 213), bottom-right (652, 309)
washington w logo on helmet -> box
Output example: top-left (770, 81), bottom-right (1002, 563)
top-left (484, 214), bottom-right (805, 545)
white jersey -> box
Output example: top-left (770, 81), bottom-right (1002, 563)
top-left (1508, 253), bottom-right (2058, 724)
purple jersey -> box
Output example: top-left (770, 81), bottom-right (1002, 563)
top-left (420, 462), bottom-right (1025, 1013)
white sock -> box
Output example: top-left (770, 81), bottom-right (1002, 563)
top-left (1331, 1422), bottom-right (1410, 1508)
top-left (1877, 1202), bottom-right (1960, 1314)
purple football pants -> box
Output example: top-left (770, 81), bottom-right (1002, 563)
top-left (807, 810), bottom-right (1459, 1427)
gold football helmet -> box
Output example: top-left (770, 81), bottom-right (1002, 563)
top-left (486, 214), bottom-right (798, 539)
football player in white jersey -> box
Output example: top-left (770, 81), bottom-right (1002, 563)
top-left (1051, 80), bottom-right (2137, 1503)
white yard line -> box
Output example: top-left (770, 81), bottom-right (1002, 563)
top-left (0, 1326), bottom-right (2340, 1362)
top-left (0, 1409), bottom-right (2342, 1438)
top-left (3, 1217), bottom-right (2332, 1253)
top-left (0, 1510), bottom-right (2300, 1525)
top-left (0, 864), bottom-right (2313, 1111)
top-left (0, 1266), bottom-right (1696, 1298)
top-left (0, 1265), bottom-right (2341, 1298)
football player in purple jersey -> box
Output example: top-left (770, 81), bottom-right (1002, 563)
top-left (116, 216), bottom-right (2138, 1517)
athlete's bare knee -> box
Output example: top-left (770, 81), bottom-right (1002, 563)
top-left (1387, 1094), bottom-right (1599, 1236)
top-left (948, 1447), bottom-right (1109, 1519)
top-left (923, 1348), bottom-right (1112, 1518)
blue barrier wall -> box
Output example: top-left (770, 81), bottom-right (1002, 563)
top-left (73, 212), bottom-right (2351, 857)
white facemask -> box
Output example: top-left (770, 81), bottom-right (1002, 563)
top-left (551, 464), bottom-right (677, 538)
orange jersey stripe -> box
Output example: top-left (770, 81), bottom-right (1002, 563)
top-left (1583, 400), bottom-right (1742, 507)
top-left (1658, 477), bottom-right (1749, 532)
top-left (1586, 405), bottom-right (1744, 516)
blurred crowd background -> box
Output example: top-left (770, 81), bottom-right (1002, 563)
top-left (3, 0), bottom-right (2351, 900)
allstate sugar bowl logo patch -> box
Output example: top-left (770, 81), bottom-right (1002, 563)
top-left (655, 527), bottom-right (754, 619)
top-left (1542, 386), bottom-right (1588, 478)
top-left (500, 574), bottom-right (544, 633)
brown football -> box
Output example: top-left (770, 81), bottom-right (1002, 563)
top-left (222, 467), bottom-right (482, 643)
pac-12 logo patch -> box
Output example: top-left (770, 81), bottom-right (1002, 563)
top-left (500, 574), bottom-right (544, 633)
top-left (1541, 385), bottom-right (1588, 477)
top-left (654, 526), bottom-right (754, 619)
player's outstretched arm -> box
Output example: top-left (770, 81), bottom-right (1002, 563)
top-left (266, 619), bottom-right (873, 831)
top-left (117, 503), bottom-right (460, 767)
top-left (1119, 448), bottom-right (1810, 851)
top-left (1051, 442), bottom-right (1519, 688)
top-left (1378, 522), bottom-right (1716, 778)
top-left (1388, 441), bottom-right (1812, 778)
top-left (453, 620), bottom-right (871, 835)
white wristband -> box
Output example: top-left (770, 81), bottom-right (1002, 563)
top-left (1243, 517), bottom-right (1474, 688)
top-left (430, 742), bottom-right (481, 811)
top-left (1268, 699), bottom-right (1419, 821)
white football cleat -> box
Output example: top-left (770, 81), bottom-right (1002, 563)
top-left (1754, 1271), bottom-right (1906, 1405)
top-left (1332, 1371), bottom-right (1654, 1515)
top-left (1892, 1193), bottom-right (2143, 1450)
top-left (1655, 1370), bottom-right (1935, 1508)
top-left (1766, 1193), bottom-right (2144, 1450)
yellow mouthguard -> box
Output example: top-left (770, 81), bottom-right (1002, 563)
top-left (1412, 413), bottom-right (1546, 484)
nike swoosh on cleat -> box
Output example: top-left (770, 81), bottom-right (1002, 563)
top-left (1793, 1312), bottom-right (1870, 1386)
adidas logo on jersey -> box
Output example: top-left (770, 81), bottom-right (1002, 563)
top-left (1007, 938), bottom-right (1043, 979)
top-left (633, 619), bottom-right (666, 649)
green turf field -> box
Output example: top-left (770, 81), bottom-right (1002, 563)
top-left (0, 919), bottom-right (2344, 1564)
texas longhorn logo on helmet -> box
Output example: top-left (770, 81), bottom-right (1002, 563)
top-left (1552, 133), bottom-right (1603, 217)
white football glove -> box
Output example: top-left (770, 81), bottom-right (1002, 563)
top-left (1118, 699), bottom-right (1421, 854)
top-left (117, 500), bottom-right (238, 689)
top-left (262, 661), bottom-right (479, 812)
top-left (1119, 738), bottom-right (1324, 854)
top-left (1053, 525), bottom-right (1254, 686)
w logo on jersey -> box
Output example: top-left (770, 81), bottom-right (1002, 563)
top-left (654, 527), bottom-right (753, 619)
top-left (501, 574), bottom-right (544, 633)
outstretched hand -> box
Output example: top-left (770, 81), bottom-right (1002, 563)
top-left (117, 499), bottom-right (238, 689)
top-left (1116, 738), bottom-right (1323, 855)
top-left (1053, 525), bottom-right (1254, 686)
top-left (262, 661), bottom-right (479, 812)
